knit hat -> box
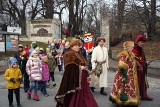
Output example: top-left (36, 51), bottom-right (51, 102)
top-left (8, 57), bottom-right (17, 67)
top-left (65, 41), bottom-right (70, 48)
top-left (30, 50), bottom-right (37, 57)
top-left (32, 41), bottom-right (37, 48)
top-left (62, 40), bottom-right (65, 44)
top-left (46, 48), bottom-right (50, 51)
top-left (51, 43), bottom-right (55, 47)
top-left (40, 48), bottom-right (44, 51)
top-left (123, 41), bottom-right (134, 49)
top-left (53, 39), bottom-right (57, 42)
top-left (18, 44), bottom-right (23, 48)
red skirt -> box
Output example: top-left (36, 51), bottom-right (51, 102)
top-left (56, 70), bottom-right (99, 107)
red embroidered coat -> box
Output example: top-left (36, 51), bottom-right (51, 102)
top-left (110, 50), bottom-right (140, 106)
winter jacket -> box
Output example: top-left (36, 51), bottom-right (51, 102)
top-left (47, 55), bottom-right (57, 72)
top-left (26, 57), bottom-right (42, 81)
top-left (4, 67), bottom-right (22, 89)
top-left (14, 50), bottom-right (27, 70)
top-left (41, 62), bottom-right (50, 81)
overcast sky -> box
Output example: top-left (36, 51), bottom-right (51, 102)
top-left (57, 0), bottom-right (114, 22)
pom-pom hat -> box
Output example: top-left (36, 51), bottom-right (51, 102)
top-left (8, 57), bottom-right (17, 67)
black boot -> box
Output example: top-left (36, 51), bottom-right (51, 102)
top-left (90, 87), bottom-right (95, 92)
top-left (100, 87), bottom-right (107, 96)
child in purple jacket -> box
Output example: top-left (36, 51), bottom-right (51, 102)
top-left (40, 55), bottom-right (50, 97)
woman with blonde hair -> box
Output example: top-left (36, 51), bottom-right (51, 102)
top-left (109, 41), bottom-right (140, 107)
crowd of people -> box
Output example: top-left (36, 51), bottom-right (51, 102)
top-left (3, 34), bottom-right (153, 107)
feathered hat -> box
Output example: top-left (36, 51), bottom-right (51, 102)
top-left (135, 34), bottom-right (146, 44)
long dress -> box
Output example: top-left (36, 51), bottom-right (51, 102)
top-left (109, 50), bottom-right (140, 106)
top-left (55, 49), bottom-right (98, 107)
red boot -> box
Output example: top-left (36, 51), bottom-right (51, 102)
top-left (27, 91), bottom-right (32, 99)
top-left (33, 94), bottom-right (39, 101)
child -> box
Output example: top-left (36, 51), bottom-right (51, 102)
top-left (46, 49), bottom-right (57, 87)
top-left (26, 50), bottom-right (42, 101)
top-left (55, 49), bottom-right (63, 73)
top-left (4, 57), bottom-right (22, 107)
top-left (40, 55), bottom-right (50, 96)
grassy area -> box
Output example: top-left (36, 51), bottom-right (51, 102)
top-left (111, 39), bottom-right (160, 60)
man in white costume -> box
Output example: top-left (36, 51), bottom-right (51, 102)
top-left (90, 37), bottom-right (109, 96)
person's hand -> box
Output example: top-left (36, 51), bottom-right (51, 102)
top-left (89, 69), bottom-right (95, 74)
top-left (10, 78), bottom-right (15, 83)
top-left (81, 66), bottom-right (87, 70)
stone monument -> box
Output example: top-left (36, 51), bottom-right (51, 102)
top-left (21, 19), bottom-right (61, 43)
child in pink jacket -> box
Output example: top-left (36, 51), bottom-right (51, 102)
top-left (26, 50), bottom-right (42, 101)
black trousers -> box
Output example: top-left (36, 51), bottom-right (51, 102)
top-left (24, 70), bottom-right (29, 91)
top-left (8, 88), bottom-right (20, 105)
top-left (58, 65), bottom-right (63, 72)
top-left (49, 72), bottom-right (55, 82)
top-left (23, 59), bottom-right (30, 92)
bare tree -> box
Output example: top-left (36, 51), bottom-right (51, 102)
top-left (133, 0), bottom-right (157, 37)
top-left (0, 0), bottom-right (30, 35)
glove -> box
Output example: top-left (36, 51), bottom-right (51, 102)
top-left (10, 78), bottom-right (15, 83)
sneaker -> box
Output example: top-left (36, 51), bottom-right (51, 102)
top-left (44, 94), bottom-right (49, 97)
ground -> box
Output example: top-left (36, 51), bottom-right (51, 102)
top-left (0, 68), bottom-right (160, 107)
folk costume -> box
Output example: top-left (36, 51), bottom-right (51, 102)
top-left (55, 39), bottom-right (98, 107)
top-left (110, 41), bottom-right (140, 106)
top-left (132, 35), bottom-right (153, 101)
top-left (90, 38), bottom-right (109, 95)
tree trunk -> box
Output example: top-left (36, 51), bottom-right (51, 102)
top-left (148, 0), bottom-right (156, 37)
top-left (68, 0), bottom-right (76, 36)
top-left (17, 18), bottom-right (26, 35)
top-left (117, 0), bottom-right (126, 38)
top-left (75, 0), bottom-right (80, 35)
top-left (45, 0), bottom-right (53, 19)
